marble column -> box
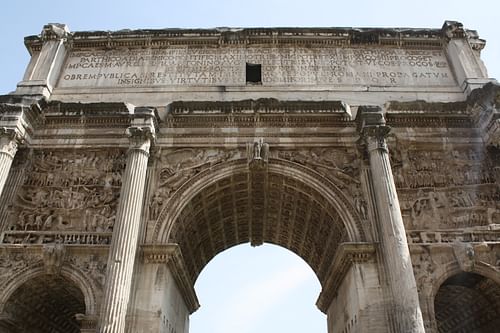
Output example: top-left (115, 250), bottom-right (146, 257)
top-left (358, 106), bottom-right (425, 333)
top-left (99, 119), bottom-right (156, 333)
top-left (0, 129), bottom-right (20, 198)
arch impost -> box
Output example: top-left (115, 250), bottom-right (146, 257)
top-left (141, 243), bottom-right (200, 313)
top-left (316, 242), bottom-right (376, 313)
top-left (76, 314), bottom-right (98, 331)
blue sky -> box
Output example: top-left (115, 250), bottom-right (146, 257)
top-left (1, 1), bottom-right (498, 332)
top-left (0, 0), bottom-right (498, 94)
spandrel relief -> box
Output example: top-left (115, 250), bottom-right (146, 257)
top-left (2, 150), bottom-right (126, 244)
top-left (0, 252), bottom-right (41, 288)
top-left (68, 254), bottom-right (107, 288)
top-left (149, 148), bottom-right (243, 221)
top-left (277, 148), bottom-right (360, 185)
top-left (277, 148), bottom-right (367, 219)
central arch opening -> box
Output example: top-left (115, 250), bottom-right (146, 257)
top-left (191, 243), bottom-right (325, 333)
top-left (167, 169), bottom-right (351, 288)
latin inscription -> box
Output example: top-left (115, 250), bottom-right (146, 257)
top-left (59, 47), bottom-right (456, 88)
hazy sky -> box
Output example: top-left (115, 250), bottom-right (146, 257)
top-left (0, 1), bottom-right (498, 332)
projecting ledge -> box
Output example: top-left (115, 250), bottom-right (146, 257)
top-left (140, 243), bottom-right (200, 313)
top-left (316, 242), bottom-right (376, 313)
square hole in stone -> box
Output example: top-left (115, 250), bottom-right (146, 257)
top-left (246, 63), bottom-right (262, 84)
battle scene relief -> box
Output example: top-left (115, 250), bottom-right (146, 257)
top-left (392, 144), bottom-right (500, 233)
top-left (1, 149), bottom-right (126, 245)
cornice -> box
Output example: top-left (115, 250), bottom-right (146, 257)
top-left (40, 101), bottom-right (133, 129)
top-left (385, 100), bottom-right (474, 128)
top-left (165, 99), bottom-right (353, 128)
top-left (23, 25), bottom-right (460, 53)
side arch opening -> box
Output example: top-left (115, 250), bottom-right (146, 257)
top-left (1, 273), bottom-right (86, 332)
top-left (434, 271), bottom-right (500, 332)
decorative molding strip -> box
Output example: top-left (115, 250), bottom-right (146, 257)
top-left (24, 26), bottom-right (459, 53)
top-left (1, 231), bottom-right (113, 245)
top-left (168, 99), bottom-right (348, 114)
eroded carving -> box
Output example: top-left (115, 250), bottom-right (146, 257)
top-left (43, 242), bottom-right (66, 275)
top-left (393, 145), bottom-right (500, 230)
top-left (68, 254), bottom-right (107, 288)
top-left (0, 252), bottom-right (41, 287)
top-left (453, 241), bottom-right (475, 272)
top-left (411, 247), bottom-right (435, 293)
top-left (3, 150), bottom-right (125, 243)
top-left (149, 148), bottom-right (242, 220)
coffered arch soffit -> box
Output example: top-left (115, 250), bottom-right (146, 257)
top-left (152, 158), bottom-right (366, 244)
top-left (0, 265), bottom-right (99, 316)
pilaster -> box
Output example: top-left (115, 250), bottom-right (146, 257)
top-left (99, 107), bottom-right (157, 333)
top-left (0, 101), bottom-right (39, 198)
top-left (357, 106), bottom-right (425, 333)
top-left (442, 21), bottom-right (492, 94)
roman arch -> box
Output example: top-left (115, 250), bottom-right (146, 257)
top-left (0, 21), bottom-right (499, 333)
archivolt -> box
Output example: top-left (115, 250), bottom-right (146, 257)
top-left (0, 264), bottom-right (99, 316)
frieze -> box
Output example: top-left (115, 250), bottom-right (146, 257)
top-left (1, 231), bottom-right (112, 245)
top-left (4, 150), bottom-right (125, 241)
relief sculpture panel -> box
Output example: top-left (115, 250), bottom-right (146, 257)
top-left (149, 148), bottom-right (243, 221)
top-left (2, 150), bottom-right (126, 244)
top-left (392, 145), bottom-right (500, 230)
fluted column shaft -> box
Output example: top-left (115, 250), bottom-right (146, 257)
top-left (99, 126), bottom-right (154, 333)
top-left (358, 107), bottom-right (425, 333)
top-left (0, 130), bottom-right (20, 198)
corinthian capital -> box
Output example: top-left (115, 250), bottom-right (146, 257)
top-left (356, 105), bottom-right (391, 153)
top-left (0, 128), bottom-right (22, 158)
top-left (126, 126), bottom-right (155, 153)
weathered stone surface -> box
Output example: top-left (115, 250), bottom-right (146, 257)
top-left (0, 21), bottom-right (498, 333)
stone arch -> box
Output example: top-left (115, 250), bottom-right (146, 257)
top-left (432, 262), bottom-right (500, 332)
top-left (0, 264), bottom-right (99, 317)
top-left (431, 261), bottom-right (500, 299)
top-left (153, 158), bottom-right (366, 243)
top-left (151, 157), bottom-right (366, 288)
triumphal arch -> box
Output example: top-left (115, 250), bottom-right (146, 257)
top-left (0, 21), bottom-right (499, 333)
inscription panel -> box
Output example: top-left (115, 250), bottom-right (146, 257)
top-left (58, 46), bottom-right (456, 88)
